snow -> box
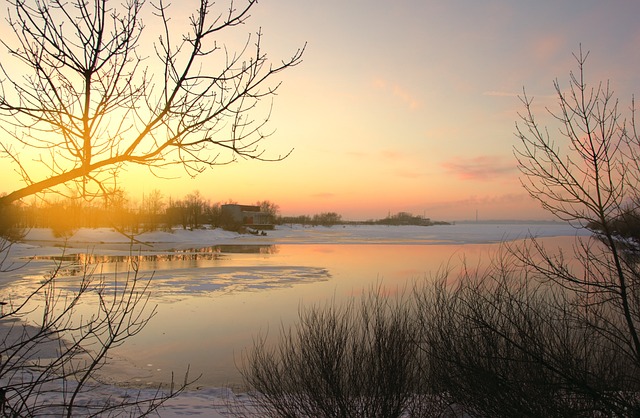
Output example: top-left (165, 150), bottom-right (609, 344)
top-left (1, 222), bottom-right (590, 416)
top-left (16, 222), bottom-right (588, 248)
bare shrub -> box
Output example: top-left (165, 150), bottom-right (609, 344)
top-left (417, 247), bottom-right (640, 417)
top-left (240, 287), bottom-right (439, 418)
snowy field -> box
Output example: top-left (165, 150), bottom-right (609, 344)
top-left (0, 222), bottom-right (590, 416)
top-left (10, 221), bottom-right (587, 248)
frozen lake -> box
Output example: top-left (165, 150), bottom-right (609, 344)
top-left (2, 222), bottom-right (590, 389)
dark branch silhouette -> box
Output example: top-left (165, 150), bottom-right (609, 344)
top-left (0, 0), bottom-right (304, 205)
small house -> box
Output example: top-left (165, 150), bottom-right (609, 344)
top-left (220, 204), bottom-right (274, 230)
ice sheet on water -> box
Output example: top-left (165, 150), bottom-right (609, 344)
top-left (8, 263), bottom-right (331, 303)
top-left (148, 265), bottom-right (331, 298)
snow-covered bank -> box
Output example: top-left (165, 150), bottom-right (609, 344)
top-left (18, 222), bottom-right (590, 249)
top-left (18, 226), bottom-right (242, 250)
top-left (257, 222), bottom-right (589, 245)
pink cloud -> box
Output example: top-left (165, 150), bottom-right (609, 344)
top-left (391, 85), bottom-right (421, 110)
top-left (442, 155), bottom-right (517, 181)
top-left (371, 78), bottom-right (422, 110)
top-left (380, 149), bottom-right (404, 160)
top-left (372, 78), bottom-right (387, 89)
top-left (531, 34), bottom-right (566, 63)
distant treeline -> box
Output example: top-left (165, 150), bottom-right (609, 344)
top-left (0, 190), bottom-right (447, 238)
top-left (369, 211), bottom-right (449, 226)
top-left (0, 190), bottom-right (273, 237)
top-left (279, 211), bottom-right (449, 227)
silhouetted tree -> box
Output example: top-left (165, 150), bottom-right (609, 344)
top-left (0, 0), bottom-right (302, 413)
top-left (242, 49), bottom-right (640, 417)
top-left (417, 256), bottom-right (636, 417)
top-left (514, 47), bottom-right (640, 364)
top-left (277, 215), bottom-right (312, 226)
top-left (0, 248), bottom-right (194, 416)
top-left (0, 200), bottom-right (24, 242)
top-left (206, 202), bottom-right (223, 227)
top-left (184, 191), bottom-right (205, 229)
top-left (420, 47), bottom-right (640, 416)
top-left (0, 0), bottom-right (304, 206)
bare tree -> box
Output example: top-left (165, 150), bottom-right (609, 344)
top-left (141, 189), bottom-right (165, 232)
top-left (0, 0), bottom-right (302, 414)
top-left (514, 46), bottom-right (640, 367)
top-left (0, 0), bottom-right (304, 205)
top-left (257, 200), bottom-right (279, 224)
top-left (184, 190), bottom-right (205, 229)
top-left (415, 48), bottom-right (640, 417)
top-left (239, 48), bottom-right (640, 417)
top-left (0, 246), bottom-right (195, 416)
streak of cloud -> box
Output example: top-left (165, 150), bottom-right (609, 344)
top-left (371, 77), bottom-right (422, 110)
top-left (380, 149), bottom-right (404, 160)
top-left (442, 155), bottom-right (517, 181)
top-left (531, 34), bottom-right (566, 63)
top-left (311, 192), bottom-right (337, 199)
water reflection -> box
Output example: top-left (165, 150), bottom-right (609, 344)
top-left (18, 244), bottom-right (329, 306)
top-left (107, 242), bottom-right (498, 387)
top-left (27, 245), bottom-right (279, 278)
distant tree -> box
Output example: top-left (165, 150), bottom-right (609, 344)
top-left (377, 212), bottom-right (431, 226)
top-left (587, 206), bottom-right (640, 256)
top-left (0, 199), bottom-right (25, 242)
top-left (101, 188), bottom-right (138, 233)
top-left (141, 190), bottom-right (165, 232)
top-left (184, 191), bottom-right (205, 229)
top-left (206, 202), bottom-right (223, 228)
top-left (312, 212), bottom-right (342, 227)
top-left (46, 199), bottom-right (81, 238)
top-left (165, 197), bottom-right (184, 229)
top-left (257, 200), bottom-right (280, 224)
top-left (278, 214), bottom-right (313, 226)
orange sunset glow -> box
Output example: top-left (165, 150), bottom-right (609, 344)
top-left (2, 1), bottom-right (640, 222)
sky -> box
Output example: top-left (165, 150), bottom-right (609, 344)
top-left (3, 0), bottom-right (640, 221)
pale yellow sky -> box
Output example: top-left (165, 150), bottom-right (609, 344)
top-left (3, 0), bottom-right (640, 221)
